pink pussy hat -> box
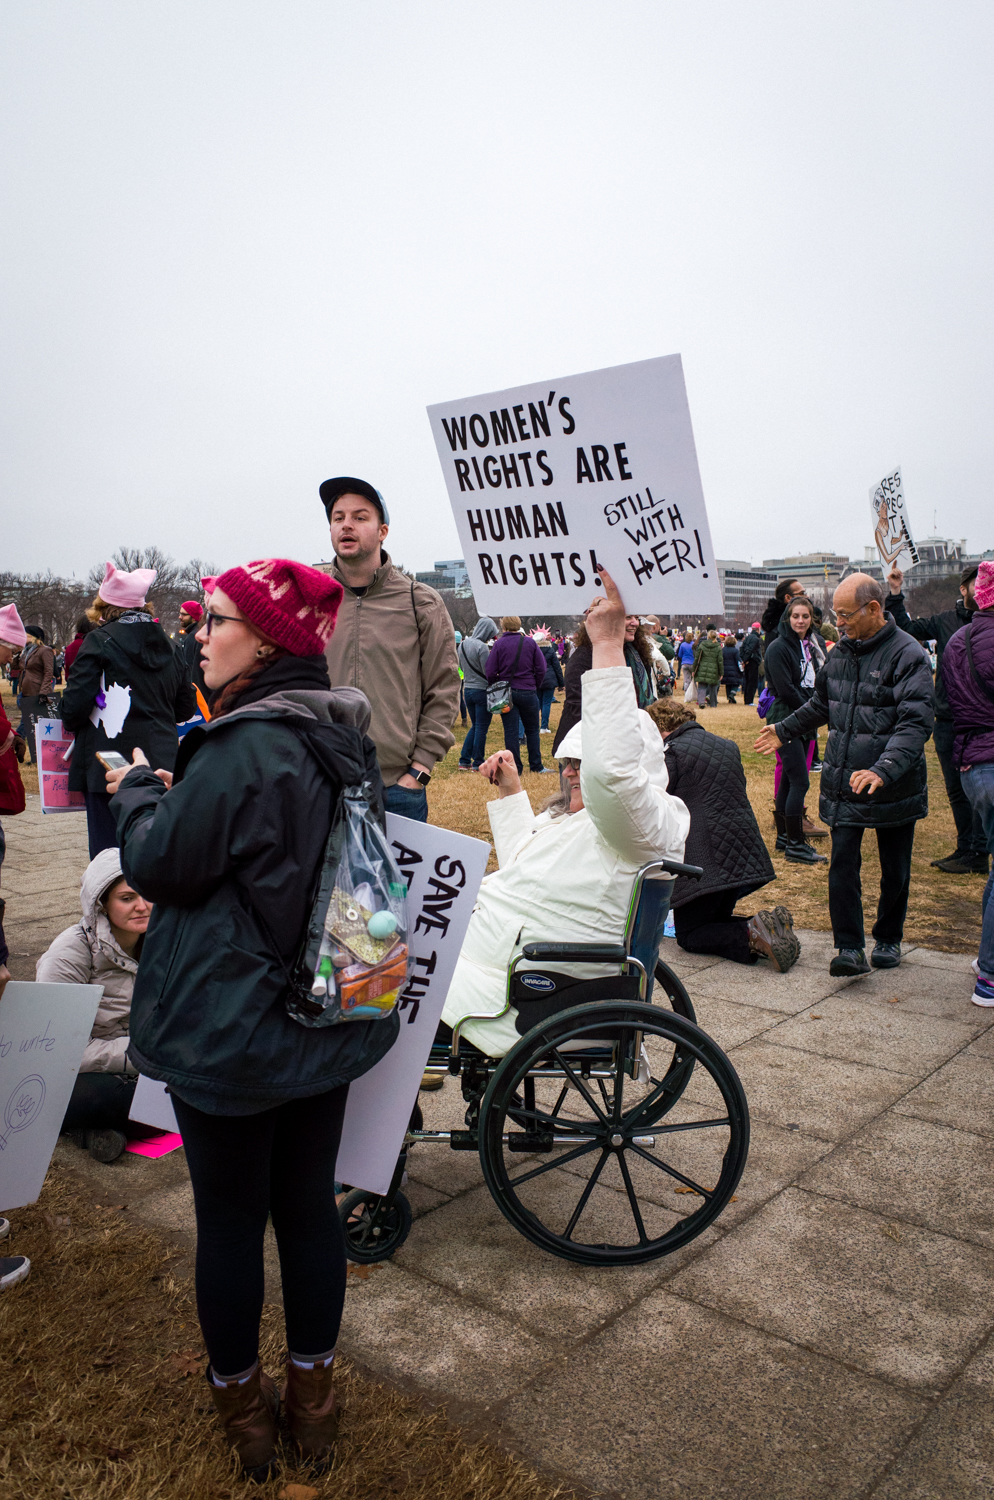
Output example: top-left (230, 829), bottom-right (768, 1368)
top-left (216, 559), bottom-right (344, 656)
top-left (200, 576), bottom-right (218, 596)
top-left (975, 561), bottom-right (994, 611)
top-left (0, 603), bottom-right (27, 649)
top-left (99, 561), bottom-right (157, 609)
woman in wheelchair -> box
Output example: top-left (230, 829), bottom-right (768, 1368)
top-left (441, 568), bottom-right (691, 1056)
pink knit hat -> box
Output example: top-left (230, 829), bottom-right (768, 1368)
top-left (974, 561), bottom-right (994, 612)
top-left (216, 559), bottom-right (344, 656)
top-left (180, 600), bottom-right (204, 620)
top-left (0, 603), bottom-right (27, 649)
top-left (99, 560), bottom-right (157, 608)
top-left (200, 576), bottom-right (217, 595)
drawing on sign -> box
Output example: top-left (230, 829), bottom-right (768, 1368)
top-left (0, 1075), bottom-right (46, 1150)
top-left (427, 355), bottom-right (723, 616)
top-left (870, 468), bottom-right (919, 572)
top-left (35, 720), bottom-right (86, 813)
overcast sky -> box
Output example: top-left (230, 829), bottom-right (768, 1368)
top-left (3, 2), bottom-right (992, 583)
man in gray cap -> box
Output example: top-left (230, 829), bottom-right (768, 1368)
top-left (319, 476), bottom-right (459, 822)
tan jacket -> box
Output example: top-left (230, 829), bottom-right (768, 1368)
top-left (17, 642), bottom-right (54, 696)
top-left (323, 552), bottom-right (459, 786)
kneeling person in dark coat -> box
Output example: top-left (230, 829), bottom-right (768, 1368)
top-left (649, 700), bottom-right (800, 972)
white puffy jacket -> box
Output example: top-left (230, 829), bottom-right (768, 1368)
top-left (442, 665), bottom-right (690, 1055)
top-left (35, 846), bottom-right (138, 1073)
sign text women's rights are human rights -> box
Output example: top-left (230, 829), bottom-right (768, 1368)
top-left (427, 354), bottom-right (723, 616)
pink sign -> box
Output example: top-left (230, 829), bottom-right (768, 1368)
top-left (35, 719), bottom-right (86, 815)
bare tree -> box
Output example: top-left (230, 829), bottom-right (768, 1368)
top-left (904, 572), bottom-right (963, 620)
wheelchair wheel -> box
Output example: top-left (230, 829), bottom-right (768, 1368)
top-left (339, 1188), bottom-right (413, 1264)
top-left (478, 1002), bottom-right (748, 1266)
top-left (653, 958), bottom-right (694, 1023)
top-left (649, 959), bottom-right (697, 1115)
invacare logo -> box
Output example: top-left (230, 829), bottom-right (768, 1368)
top-left (520, 973), bottom-right (557, 992)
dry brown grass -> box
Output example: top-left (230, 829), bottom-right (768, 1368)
top-left (428, 696), bottom-right (984, 953)
top-left (0, 1164), bottom-right (580, 1500)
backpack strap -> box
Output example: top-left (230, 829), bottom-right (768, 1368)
top-left (964, 625), bottom-right (994, 708)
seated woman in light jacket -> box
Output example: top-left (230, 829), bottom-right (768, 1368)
top-left (36, 846), bottom-right (151, 1161)
top-left (442, 569), bottom-right (690, 1056)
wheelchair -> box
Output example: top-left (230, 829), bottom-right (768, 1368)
top-left (337, 858), bottom-right (749, 1268)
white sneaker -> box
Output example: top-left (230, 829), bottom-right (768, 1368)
top-left (0, 1255), bottom-right (30, 1291)
top-left (541, 728), bottom-right (551, 734)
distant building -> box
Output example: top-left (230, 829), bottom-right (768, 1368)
top-left (415, 558), bottom-right (473, 596)
top-left (716, 561), bottom-right (778, 619)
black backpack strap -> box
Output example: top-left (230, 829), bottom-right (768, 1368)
top-left (964, 626), bottom-right (994, 707)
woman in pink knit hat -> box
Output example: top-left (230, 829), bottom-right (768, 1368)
top-left (102, 559), bottom-right (394, 1480)
top-left (0, 604), bottom-right (29, 1000)
top-left (61, 563), bottom-right (197, 859)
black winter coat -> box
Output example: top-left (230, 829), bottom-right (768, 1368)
top-left (62, 617), bottom-right (197, 793)
top-left (761, 596), bottom-right (786, 648)
top-left (720, 643), bottom-right (742, 687)
top-left (884, 591), bottom-right (973, 721)
top-left (775, 620), bottom-right (934, 827)
top-left (112, 658), bottom-right (398, 1114)
top-left (538, 641), bottom-right (565, 693)
top-left (740, 630), bottom-right (763, 664)
top-left (662, 721), bottom-right (775, 908)
top-left (763, 613), bottom-right (827, 727)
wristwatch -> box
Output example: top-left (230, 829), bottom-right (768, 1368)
top-left (406, 767), bottom-right (431, 787)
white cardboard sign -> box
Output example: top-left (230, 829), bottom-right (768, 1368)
top-left (128, 1073), bottom-right (179, 1133)
top-left (0, 981), bottom-right (103, 1211)
top-left (870, 467), bottom-right (919, 573)
top-left (427, 354), bottom-right (722, 616)
top-left (335, 813), bottom-right (490, 1196)
top-left (35, 719), bottom-right (86, 814)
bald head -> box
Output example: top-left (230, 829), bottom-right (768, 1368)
top-left (833, 573), bottom-right (886, 640)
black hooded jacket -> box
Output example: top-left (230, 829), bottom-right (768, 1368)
top-left (62, 616), bottom-right (197, 792)
top-left (111, 656), bottom-right (398, 1114)
top-left (883, 591), bottom-right (973, 721)
top-left (763, 611), bottom-right (827, 727)
top-left (662, 720), bottom-right (775, 908)
top-left (775, 619), bottom-right (934, 827)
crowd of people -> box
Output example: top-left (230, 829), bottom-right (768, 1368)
top-left (0, 478), bottom-right (992, 1480)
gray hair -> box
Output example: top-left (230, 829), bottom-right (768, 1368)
top-left (539, 768), bottom-right (576, 819)
top-left (852, 576), bottom-right (885, 607)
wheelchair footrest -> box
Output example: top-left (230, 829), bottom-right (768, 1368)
top-left (449, 1130), bottom-right (478, 1150)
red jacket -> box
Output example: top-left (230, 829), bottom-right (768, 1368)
top-left (0, 701), bottom-right (25, 816)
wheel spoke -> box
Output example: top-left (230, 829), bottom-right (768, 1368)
top-left (626, 1141), bottom-right (714, 1198)
top-left (617, 1148), bottom-right (649, 1245)
top-left (632, 1116), bottom-right (730, 1136)
top-left (611, 1031), bottom-right (631, 1124)
top-left (502, 1103), bottom-right (599, 1135)
top-left (563, 1147), bottom-right (610, 1240)
top-left (508, 1137), bottom-right (600, 1188)
top-left (550, 1050), bottom-right (610, 1125)
top-left (549, 1084), bottom-right (570, 1119)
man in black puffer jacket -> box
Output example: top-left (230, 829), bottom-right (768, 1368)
top-left (884, 561), bottom-right (985, 873)
top-left (756, 573), bottom-right (934, 977)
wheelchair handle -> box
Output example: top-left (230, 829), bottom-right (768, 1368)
top-left (655, 859), bottom-right (703, 880)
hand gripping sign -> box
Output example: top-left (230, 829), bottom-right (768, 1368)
top-left (335, 813), bottom-right (490, 1196)
top-left (427, 354), bottom-right (723, 616)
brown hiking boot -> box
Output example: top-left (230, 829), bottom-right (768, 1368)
top-left (749, 910), bottom-right (801, 973)
top-left (802, 804), bottom-right (828, 837)
top-left (283, 1356), bottom-right (340, 1468)
top-left (206, 1364), bottom-right (279, 1481)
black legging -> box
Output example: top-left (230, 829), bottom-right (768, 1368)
top-left (775, 736), bottom-right (810, 819)
top-left (171, 1086), bottom-right (350, 1375)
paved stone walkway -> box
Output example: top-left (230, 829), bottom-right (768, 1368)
top-left (4, 797), bottom-right (993, 1498)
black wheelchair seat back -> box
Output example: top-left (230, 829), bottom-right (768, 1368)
top-left (511, 875), bottom-right (672, 1035)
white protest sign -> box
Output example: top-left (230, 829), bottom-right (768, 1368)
top-left (870, 467), bottom-right (920, 573)
top-left (35, 719), bottom-right (86, 814)
top-left (336, 813), bottom-right (490, 1196)
top-left (129, 1074), bottom-right (179, 1133)
top-left (427, 354), bottom-right (722, 616)
top-left (0, 981), bottom-right (102, 1211)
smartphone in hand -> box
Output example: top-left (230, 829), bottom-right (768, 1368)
top-left (95, 750), bottom-right (131, 773)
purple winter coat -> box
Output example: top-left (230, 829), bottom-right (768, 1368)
top-left (943, 611), bottom-right (994, 768)
top-left (485, 632), bottom-right (546, 694)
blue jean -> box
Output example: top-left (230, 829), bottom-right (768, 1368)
top-left (383, 782), bottom-right (428, 823)
top-left (503, 690), bottom-right (543, 773)
top-left (962, 764), bottom-right (994, 975)
top-left (539, 688), bottom-right (556, 730)
top-left (460, 687), bottom-right (492, 767)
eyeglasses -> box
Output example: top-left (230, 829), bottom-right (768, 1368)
top-left (204, 610), bottom-right (242, 636)
top-left (558, 757), bottom-right (582, 771)
top-left (834, 604), bottom-right (868, 624)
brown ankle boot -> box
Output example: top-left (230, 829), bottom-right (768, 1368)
top-left (283, 1356), bottom-right (339, 1465)
top-left (802, 804), bottom-right (828, 837)
top-left (206, 1365), bottom-right (279, 1480)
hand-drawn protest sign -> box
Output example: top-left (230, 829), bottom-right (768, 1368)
top-left (427, 355), bottom-right (722, 616)
top-left (870, 467), bottom-right (919, 573)
top-left (0, 981), bottom-right (102, 1210)
top-left (35, 719), bottom-right (85, 814)
top-left (335, 813), bottom-right (490, 1196)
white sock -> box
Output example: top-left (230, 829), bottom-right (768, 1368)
top-left (211, 1360), bottom-right (258, 1387)
top-left (288, 1345), bottom-right (336, 1370)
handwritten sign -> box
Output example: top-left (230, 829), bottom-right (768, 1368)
top-left (870, 467), bottom-right (919, 573)
top-left (427, 354), bottom-right (723, 615)
top-left (0, 981), bottom-right (103, 1210)
top-left (35, 719), bottom-right (85, 814)
top-left (335, 813), bottom-right (490, 1195)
